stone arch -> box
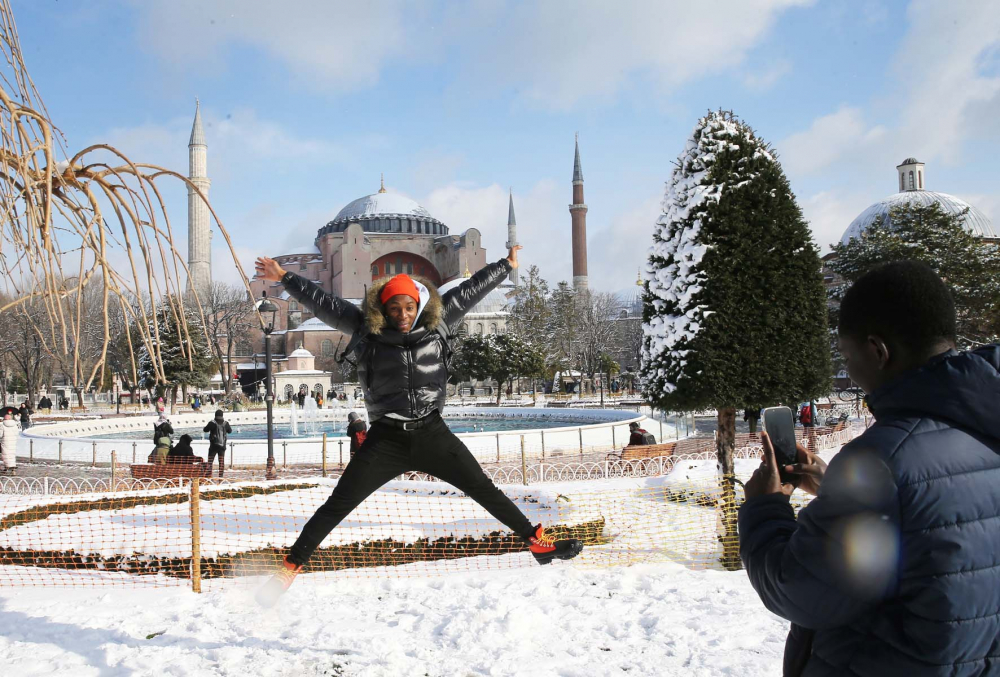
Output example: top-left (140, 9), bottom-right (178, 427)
top-left (371, 252), bottom-right (442, 285)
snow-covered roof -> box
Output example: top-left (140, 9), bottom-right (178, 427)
top-left (275, 369), bottom-right (329, 376)
top-left (288, 347), bottom-right (314, 358)
top-left (333, 192), bottom-right (433, 223)
top-left (841, 190), bottom-right (996, 245)
top-left (290, 317), bottom-right (342, 332)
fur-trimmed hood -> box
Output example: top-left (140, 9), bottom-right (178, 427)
top-left (364, 276), bottom-right (443, 335)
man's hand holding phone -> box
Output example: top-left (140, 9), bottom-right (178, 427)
top-left (744, 433), bottom-right (828, 499)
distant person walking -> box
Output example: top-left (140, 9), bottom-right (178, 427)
top-left (743, 408), bottom-right (761, 434)
top-left (0, 411), bottom-right (19, 474)
top-left (18, 402), bottom-right (31, 430)
top-left (203, 409), bottom-right (232, 478)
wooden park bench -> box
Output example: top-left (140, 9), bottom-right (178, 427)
top-left (130, 455), bottom-right (212, 479)
top-left (608, 441), bottom-right (677, 462)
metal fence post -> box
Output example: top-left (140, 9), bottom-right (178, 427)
top-left (132, 441), bottom-right (137, 464)
top-left (496, 433), bottom-right (501, 464)
top-left (338, 439), bottom-right (344, 467)
top-left (190, 477), bottom-right (202, 593)
top-left (520, 435), bottom-right (527, 486)
top-left (92, 441), bottom-right (97, 467)
top-left (282, 441), bottom-right (287, 468)
top-left (58, 440), bottom-right (62, 464)
top-left (540, 430), bottom-right (545, 461)
top-left (611, 425), bottom-right (616, 449)
top-left (322, 433), bottom-right (328, 478)
top-left (44, 477), bottom-right (49, 495)
top-left (579, 428), bottom-right (584, 457)
top-left (229, 442), bottom-right (235, 470)
top-left (111, 450), bottom-right (117, 491)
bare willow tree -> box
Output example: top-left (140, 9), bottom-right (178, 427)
top-left (0, 1), bottom-right (262, 399)
top-left (203, 281), bottom-right (256, 394)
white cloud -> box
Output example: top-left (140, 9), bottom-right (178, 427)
top-left (420, 180), bottom-right (663, 293)
top-left (892, 0), bottom-right (1000, 164)
top-left (780, 106), bottom-right (886, 177)
top-left (799, 190), bottom-right (870, 252)
top-left (444, 0), bottom-right (812, 110)
top-left (128, 0), bottom-right (419, 92)
top-left (742, 59), bottom-right (792, 92)
top-left (421, 180), bottom-right (570, 281)
top-left (127, 0), bottom-right (809, 108)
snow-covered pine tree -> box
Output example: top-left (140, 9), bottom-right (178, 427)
top-left (137, 302), bottom-right (214, 413)
top-left (641, 110), bottom-right (830, 570)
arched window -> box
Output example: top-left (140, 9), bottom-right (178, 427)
top-left (322, 339), bottom-right (334, 357)
top-left (459, 323), bottom-right (468, 337)
top-left (283, 384), bottom-right (294, 400)
top-left (489, 323), bottom-right (498, 334)
top-left (908, 170), bottom-right (914, 190)
top-left (372, 265), bottom-right (379, 276)
top-left (476, 323), bottom-right (484, 335)
top-left (900, 173), bottom-right (905, 192)
top-left (289, 301), bottom-right (298, 311)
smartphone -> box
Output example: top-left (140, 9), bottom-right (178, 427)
top-left (762, 406), bottom-right (798, 469)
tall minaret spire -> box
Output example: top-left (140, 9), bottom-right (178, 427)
top-left (186, 99), bottom-right (212, 300)
top-left (505, 187), bottom-right (519, 286)
top-left (569, 133), bottom-right (589, 290)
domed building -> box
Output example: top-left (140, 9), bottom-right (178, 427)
top-left (839, 158), bottom-right (997, 245)
top-left (246, 178), bottom-right (519, 386)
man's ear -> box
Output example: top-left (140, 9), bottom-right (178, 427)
top-left (867, 335), bottom-right (891, 370)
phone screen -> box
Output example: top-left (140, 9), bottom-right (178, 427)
top-left (762, 406), bottom-right (797, 468)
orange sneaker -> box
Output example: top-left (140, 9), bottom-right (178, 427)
top-left (255, 556), bottom-right (304, 607)
top-left (527, 524), bottom-right (583, 565)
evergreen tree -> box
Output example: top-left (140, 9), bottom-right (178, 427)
top-left (641, 110), bottom-right (830, 570)
top-left (452, 333), bottom-right (545, 405)
top-left (138, 301), bottom-right (215, 412)
top-left (828, 202), bottom-right (1000, 346)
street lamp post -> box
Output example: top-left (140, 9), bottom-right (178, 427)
top-left (258, 292), bottom-right (280, 481)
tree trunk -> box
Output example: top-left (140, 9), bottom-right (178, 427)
top-left (170, 386), bottom-right (178, 416)
top-left (76, 387), bottom-right (84, 408)
top-left (716, 406), bottom-right (741, 571)
top-left (496, 381), bottom-right (503, 406)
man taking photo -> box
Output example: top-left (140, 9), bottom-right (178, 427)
top-left (739, 260), bottom-right (1000, 676)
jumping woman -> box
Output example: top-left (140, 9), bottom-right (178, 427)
top-left (254, 246), bottom-right (582, 605)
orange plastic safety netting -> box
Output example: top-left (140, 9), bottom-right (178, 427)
top-left (0, 426), bottom-right (861, 589)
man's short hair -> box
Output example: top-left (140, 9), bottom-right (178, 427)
top-left (838, 260), bottom-right (956, 352)
top-left (629, 422), bottom-right (639, 430)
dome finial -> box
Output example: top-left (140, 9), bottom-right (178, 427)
top-left (378, 173), bottom-right (386, 193)
top-left (636, 268), bottom-right (642, 286)
top-left (463, 261), bottom-right (472, 278)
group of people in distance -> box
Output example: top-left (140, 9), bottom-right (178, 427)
top-left (151, 409), bottom-right (232, 477)
top-left (253, 247), bottom-right (999, 674)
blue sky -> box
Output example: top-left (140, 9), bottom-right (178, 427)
top-left (10, 0), bottom-right (1000, 293)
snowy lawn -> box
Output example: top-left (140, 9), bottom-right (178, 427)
top-left (0, 557), bottom-right (789, 676)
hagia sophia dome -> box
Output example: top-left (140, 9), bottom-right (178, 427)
top-left (840, 158), bottom-right (997, 245)
top-left (315, 177), bottom-right (449, 239)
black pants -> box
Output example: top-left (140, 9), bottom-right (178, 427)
top-left (288, 412), bottom-right (535, 565)
top-left (206, 445), bottom-right (225, 475)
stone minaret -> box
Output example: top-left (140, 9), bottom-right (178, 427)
top-left (505, 188), bottom-right (519, 286)
top-left (186, 99), bottom-right (212, 300)
top-left (569, 133), bottom-right (589, 290)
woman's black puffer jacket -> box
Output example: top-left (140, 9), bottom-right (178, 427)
top-left (280, 259), bottom-right (511, 421)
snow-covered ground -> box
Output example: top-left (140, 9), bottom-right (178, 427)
top-left (0, 557), bottom-right (789, 676)
top-left (0, 452), bottom-right (847, 675)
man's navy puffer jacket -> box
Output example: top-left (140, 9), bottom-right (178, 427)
top-left (739, 345), bottom-right (1000, 676)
